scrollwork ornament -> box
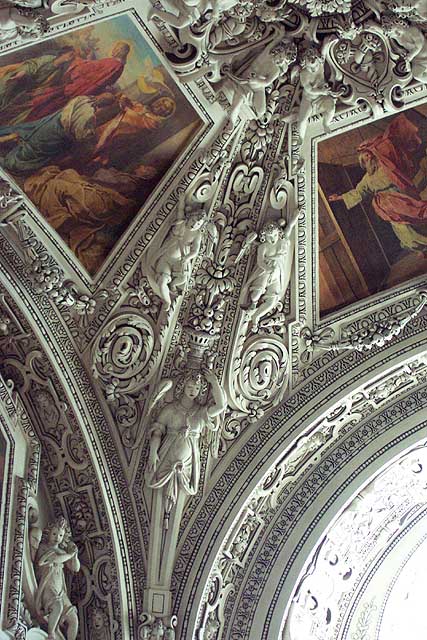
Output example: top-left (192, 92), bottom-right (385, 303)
top-left (229, 333), bottom-right (290, 414)
top-left (92, 314), bottom-right (157, 397)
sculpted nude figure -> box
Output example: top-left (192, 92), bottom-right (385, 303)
top-left (35, 517), bottom-right (80, 640)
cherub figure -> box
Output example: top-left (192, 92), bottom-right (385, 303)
top-left (222, 36), bottom-right (297, 130)
top-left (148, 0), bottom-right (240, 29)
top-left (238, 209), bottom-right (299, 331)
top-left (145, 369), bottom-right (227, 511)
top-left (0, 5), bottom-right (47, 42)
top-left (381, 13), bottom-right (427, 84)
top-left (35, 516), bottom-right (80, 640)
top-left (296, 46), bottom-right (341, 144)
top-left (145, 195), bottom-right (215, 310)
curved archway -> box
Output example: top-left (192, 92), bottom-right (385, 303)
top-left (179, 344), bottom-right (427, 639)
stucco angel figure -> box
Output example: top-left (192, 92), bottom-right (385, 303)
top-left (145, 194), bottom-right (217, 310)
top-left (295, 46), bottom-right (342, 144)
top-left (223, 37), bottom-right (297, 131)
top-left (0, 5), bottom-right (47, 42)
top-left (381, 13), bottom-right (427, 84)
top-left (34, 516), bottom-right (80, 640)
top-left (237, 209), bottom-right (299, 331)
top-left (148, 0), bottom-right (241, 28)
top-left (145, 369), bottom-right (227, 510)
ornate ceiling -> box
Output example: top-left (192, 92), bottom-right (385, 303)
top-left (0, 0), bottom-right (426, 639)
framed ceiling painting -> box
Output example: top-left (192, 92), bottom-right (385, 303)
top-left (318, 105), bottom-right (427, 318)
top-left (0, 11), bottom-right (205, 277)
top-left (298, 83), bottom-right (427, 336)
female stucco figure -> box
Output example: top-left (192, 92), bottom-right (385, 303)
top-left (35, 516), bottom-right (80, 640)
top-left (145, 370), bottom-right (227, 511)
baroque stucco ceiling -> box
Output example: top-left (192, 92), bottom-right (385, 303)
top-left (0, 0), bottom-right (427, 639)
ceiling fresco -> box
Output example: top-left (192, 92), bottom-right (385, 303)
top-left (0, 1), bottom-right (426, 640)
top-left (318, 106), bottom-right (427, 315)
top-left (0, 13), bottom-right (202, 274)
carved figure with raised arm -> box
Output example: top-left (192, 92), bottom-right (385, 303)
top-left (35, 516), bottom-right (80, 640)
top-left (148, 0), bottom-right (241, 29)
top-left (238, 208), bottom-right (299, 331)
top-left (146, 194), bottom-right (209, 310)
top-left (223, 37), bottom-right (297, 131)
top-left (381, 13), bottom-right (427, 84)
top-left (145, 369), bottom-right (227, 511)
top-left (296, 46), bottom-right (340, 144)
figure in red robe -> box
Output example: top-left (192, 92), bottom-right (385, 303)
top-left (24, 41), bottom-right (130, 123)
top-left (329, 114), bottom-right (427, 226)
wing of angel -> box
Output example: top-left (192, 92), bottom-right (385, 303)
top-left (235, 231), bottom-right (258, 264)
top-left (205, 221), bottom-right (219, 258)
top-left (145, 379), bottom-right (173, 419)
top-left (205, 414), bottom-right (222, 459)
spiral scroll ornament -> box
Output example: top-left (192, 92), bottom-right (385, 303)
top-left (92, 314), bottom-right (158, 399)
top-left (230, 335), bottom-right (290, 415)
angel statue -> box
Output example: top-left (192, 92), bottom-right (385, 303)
top-left (34, 516), bottom-right (80, 640)
top-left (222, 36), bottom-right (297, 131)
top-left (295, 46), bottom-right (343, 145)
top-left (145, 194), bottom-right (217, 310)
top-left (237, 209), bottom-right (299, 331)
top-left (145, 369), bottom-right (227, 511)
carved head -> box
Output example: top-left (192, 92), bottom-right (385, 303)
top-left (175, 371), bottom-right (208, 404)
top-left (230, 2), bottom-right (253, 20)
top-left (271, 41), bottom-right (297, 67)
top-left (381, 12), bottom-right (408, 35)
top-left (184, 205), bottom-right (208, 230)
top-left (259, 221), bottom-right (283, 244)
top-left (92, 608), bottom-right (108, 631)
top-left (43, 516), bottom-right (71, 548)
top-left (111, 41), bottom-right (131, 61)
top-left (300, 46), bottom-right (323, 70)
top-left (183, 372), bottom-right (203, 399)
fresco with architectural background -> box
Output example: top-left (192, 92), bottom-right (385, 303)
top-left (318, 105), bottom-right (427, 316)
top-left (0, 14), bottom-right (202, 274)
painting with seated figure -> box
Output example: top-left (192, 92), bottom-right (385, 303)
top-left (0, 14), bottom-right (202, 275)
top-left (318, 105), bottom-right (427, 316)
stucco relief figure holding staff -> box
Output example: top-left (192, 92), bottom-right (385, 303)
top-left (34, 516), bottom-right (80, 640)
top-left (145, 370), bottom-right (227, 513)
top-left (238, 209), bottom-right (299, 331)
